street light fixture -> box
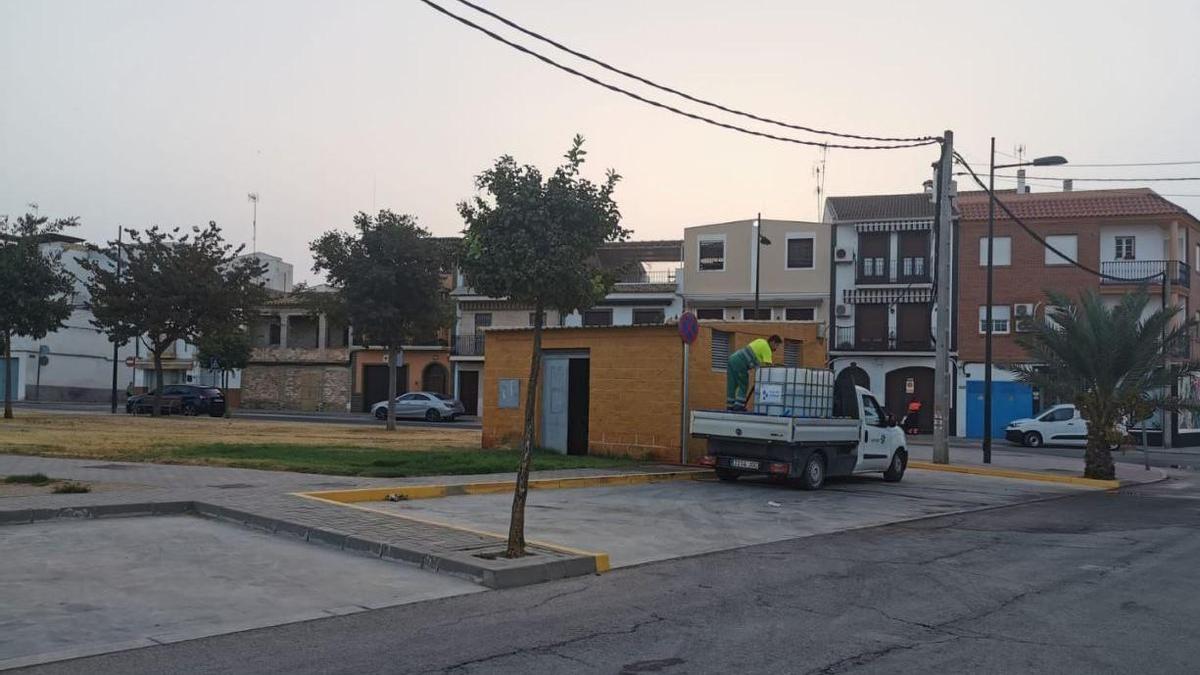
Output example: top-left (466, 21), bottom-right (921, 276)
top-left (983, 140), bottom-right (1068, 463)
top-left (754, 213), bottom-right (772, 318)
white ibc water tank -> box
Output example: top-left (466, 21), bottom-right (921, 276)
top-left (755, 367), bottom-right (835, 418)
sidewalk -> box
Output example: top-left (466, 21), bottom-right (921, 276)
top-left (905, 442), bottom-right (1167, 486)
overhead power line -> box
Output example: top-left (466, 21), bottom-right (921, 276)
top-left (993, 174), bottom-right (1200, 182)
top-left (954, 153), bottom-right (1165, 284)
top-left (416, 0), bottom-right (940, 150)
top-left (447, 0), bottom-right (937, 144)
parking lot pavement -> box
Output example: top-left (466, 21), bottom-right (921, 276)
top-left (0, 515), bottom-right (482, 670)
top-left (371, 469), bottom-right (1093, 569)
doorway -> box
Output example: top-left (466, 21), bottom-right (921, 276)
top-left (540, 352), bottom-right (590, 454)
top-left (422, 362), bottom-right (449, 395)
top-left (362, 363), bottom-right (408, 412)
top-left (457, 369), bottom-right (480, 416)
top-left (885, 366), bottom-right (933, 433)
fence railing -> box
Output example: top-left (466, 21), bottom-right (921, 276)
top-left (614, 269), bottom-right (677, 285)
top-left (1100, 260), bottom-right (1191, 289)
top-left (833, 325), bottom-right (933, 352)
top-left (451, 334), bottom-right (485, 357)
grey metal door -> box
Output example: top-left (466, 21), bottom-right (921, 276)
top-left (540, 356), bottom-right (570, 453)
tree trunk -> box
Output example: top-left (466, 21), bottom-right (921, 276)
top-left (1084, 421), bottom-right (1116, 480)
top-left (2, 330), bottom-right (12, 420)
top-left (507, 299), bottom-right (544, 558)
top-left (386, 345), bottom-right (397, 432)
top-left (152, 348), bottom-right (164, 417)
top-left (223, 370), bottom-right (232, 418)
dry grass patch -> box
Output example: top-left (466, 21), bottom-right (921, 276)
top-left (0, 413), bottom-right (481, 459)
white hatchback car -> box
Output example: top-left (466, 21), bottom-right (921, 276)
top-left (1005, 404), bottom-right (1089, 447)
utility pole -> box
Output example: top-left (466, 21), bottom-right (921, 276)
top-left (248, 192), bottom-right (259, 254)
top-left (932, 130), bottom-right (954, 464)
top-left (109, 226), bottom-right (123, 414)
top-left (754, 212), bottom-right (763, 317)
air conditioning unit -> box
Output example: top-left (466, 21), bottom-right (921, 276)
top-left (1014, 303), bottom-right (1037, 332)
top-left (835, 304), bottom-right (851, 318)
top-left (834, 247), bottom-right (853, 263)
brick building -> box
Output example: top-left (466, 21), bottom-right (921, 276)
top-left (481, 321), bottom-right (825, 462)
top-left (954, 187), bottom-right (1200, 444)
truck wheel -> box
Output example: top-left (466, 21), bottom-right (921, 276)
top-left (1023, 431), bottom-right (1043, 448)
top-left (883, 450), bottom-right (907, 482)
top-left (799, 453), bottom-right (826, 490)
top-left (715, 468), bottom-right (739, 482)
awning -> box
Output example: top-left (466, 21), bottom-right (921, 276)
top-left (843, 287), bottom-right (934, 304)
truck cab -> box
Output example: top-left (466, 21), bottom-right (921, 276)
top-left (691, 385), bottom-right (907, 490)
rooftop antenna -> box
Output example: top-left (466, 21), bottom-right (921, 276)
top-left (247, 192), bottom-right (259, 254)
top-left (812, 145), bottom-right (829, 220)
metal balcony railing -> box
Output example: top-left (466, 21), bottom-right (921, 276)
top-left (1100, 260), bottom-right (1190, 289)
top-left (856, 258), bottom-right (931, 285)
top-left (614, 269), bottom-right (678, 285)
top-left (451, 334), bottom-right (485, 357)
top-left (833, 325), bottom-right (934, 352)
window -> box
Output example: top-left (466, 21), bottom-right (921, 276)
top-left (398, 393), bottom-right (418, 401)
top-left (860, 394), bottom-right (882, 426)
top-left (783, 340), bottom-right (801, 367)
top-left (268, 323), bottom-right (281, 346)
top-left (473, 313), bottom-right (492, 335)
top-left (696, 308), bottom-right (724, 320)
top-left (900, 256), bottom-right (926, 278)
top-left (978, 305), bottom-right (1012, 334)
top-left (1114, 236), bottom-right (1136, 260)
top-left (1039, 406), bottom-right (1074, 422)
top-left (632, 308), bottom-right (665, 325)
top-left (742, 308), bottom-right (771, 320)
top-left (979, 236), bottom-right (1012, 266)
top-left (582, 308), bottom-right (613, 326)
top-left (898, 232), bottom-right (929, 280)
top-left (858, 233), bottom-right (889, 281)
top-left (785, 307), bottom-right (815, 321)
top-left (711, 330), bottom-right (731, 370)
top-left (698, 237), bottom-right (725, 271)
top-left (1044, 234), bottom-right (1078, 266)
top-left (861, 256), bottom-right (886, 278)
top-left (786, 236), bottom-right (815, 269)
top-left (529, 312), bottom-right (538, 326)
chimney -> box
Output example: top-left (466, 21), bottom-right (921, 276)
top-left (923, 179), bottom-right (934, 201)
top-left (1017, 168), bottom-right (1028, 194)
top-left (1063, 179), bottom-right (1073, 192)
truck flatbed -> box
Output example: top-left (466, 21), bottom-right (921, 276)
top-left (690, 409), bottom-right (861, 446)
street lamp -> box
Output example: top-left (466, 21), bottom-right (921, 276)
top-left (983, 140), bottom-right (1068, 463)
top-left (754, 212), bottom-right (772, 318)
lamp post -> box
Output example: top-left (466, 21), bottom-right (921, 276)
top-left (753, 213), bottom-right (772, 318)
top-left (983, 141), bottom-right (1067, 463)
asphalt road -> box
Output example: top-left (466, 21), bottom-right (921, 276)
top-left (908, 438), bottom-right (1200, 471)
top-left (10, 401), bottom-right (481, 430)
top-left (22, 473), bottom-right (1200, 674)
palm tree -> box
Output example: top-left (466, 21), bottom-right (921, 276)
top-left (1014, 289), bottom-right (1198, 480)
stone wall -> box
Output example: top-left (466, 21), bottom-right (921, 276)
top-left (240, 363), bottom-right (350, 412)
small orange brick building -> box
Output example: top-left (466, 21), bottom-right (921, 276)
top-left (482, 321), bottom-right (826, 462)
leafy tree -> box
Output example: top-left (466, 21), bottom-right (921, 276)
top-left (458, 136), bottom-right (627, 557)
top-left (196, 327), bottom-right (253, 417)
top-left (82, 223), bottom-right (266, 416)
top-left (309, 210), bottom-right (452, 431)
top-left (0, 214), bottom-right (78, 419)
top-left (1015, 289), bottom-right (1199, 480)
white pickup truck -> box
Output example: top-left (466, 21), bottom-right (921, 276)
top-left (690, 385), bottom-right (908, 490)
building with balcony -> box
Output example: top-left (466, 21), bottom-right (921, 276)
top-left (449, 240), bottom-right (683, 418)
top-left (680, 218), bottom-right (828, 325)
top-left (954, 187), bottom-right (1200, 445)
top-left (825, 191), bottom-right (957, 433)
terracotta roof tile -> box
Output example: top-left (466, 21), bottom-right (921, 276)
top-left (956, 187), bottom-right (1197, 224)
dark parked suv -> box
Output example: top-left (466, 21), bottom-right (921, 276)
top-left (126, 385), bottom-right (226, 416)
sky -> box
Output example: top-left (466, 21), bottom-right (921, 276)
top-left (3, 0), bottom-right (1199, 283)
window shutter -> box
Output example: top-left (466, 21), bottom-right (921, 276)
top-left (712, 330), bottom-right (731, 370)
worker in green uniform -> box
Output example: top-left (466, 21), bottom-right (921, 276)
top-left (726, 334), bottom-right (782, 411)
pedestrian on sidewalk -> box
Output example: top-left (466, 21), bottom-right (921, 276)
top-left (726, 335), bottom-right (781, 411)
top-left (903, 396), bottom-right (922, 435)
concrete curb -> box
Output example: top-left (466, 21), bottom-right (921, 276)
top-left (302, 469), bottom-right (709, 504)
top-left (908, 460), bottom-right (1121, 489)
top-left (0, 500), bottom-right (599, 590)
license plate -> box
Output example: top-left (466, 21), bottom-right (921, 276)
top-left (730, 458), bottom-right (759, 470)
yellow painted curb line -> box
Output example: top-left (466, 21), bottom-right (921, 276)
top-left (294, 492), bottom-right (610, 573)
top-left (303, 470), bottom-right (709, 505)
top-left (908, 461), bottom-right (1120, 489)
